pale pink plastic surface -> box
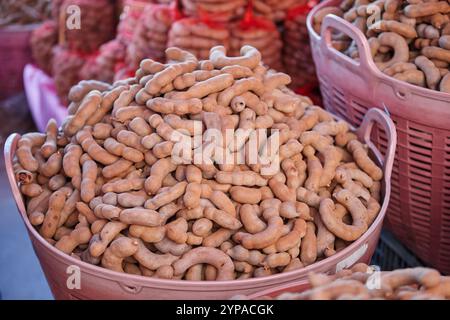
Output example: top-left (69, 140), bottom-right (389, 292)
top-left (307, 0), bottom-right (450, 274)
top-left (4, 109), bottom-right (396, 300)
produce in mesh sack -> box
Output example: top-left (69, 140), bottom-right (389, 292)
top-left (234, 263), bottom-right (450, 300)
top-left (127, 3), bottom-right (175, 68)
top-left (58, 0), bottom-right (115, 53)
top-left (31, 20), bottom-right (58, 76)
top-left (313, 0), bottom-right (450, 93)
top-left (230, 10), bottom-right (283, 70)
top-left (168, 18), bottom-right (230, 60)
top-left (0, 0), bottom-right (51, 26)
top-left (13, 45), bottom-right (383, 280)
top-left (181, 0), bottom-right (246, 22)
top-left (253, 0), bottom-right (305, 22)
top-left (283, 1), bottom-right (318, 88)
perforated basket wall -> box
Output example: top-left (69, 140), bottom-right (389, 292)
top-left (307, 0), bottom-right (450, 274)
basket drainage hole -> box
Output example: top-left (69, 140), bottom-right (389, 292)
top-left (396, 91), bottom-right (406, 99)
top-left (122, 285), bottom-right (139, 293)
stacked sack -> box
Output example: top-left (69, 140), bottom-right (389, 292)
top-left (230, 12), bottom-right (283, 70)
top-left (127, 3), bottom-right (175, 68)
top-left (168, 18), bottom-right (231, 60)
top-left (181, 0), bottom-right (246, 22)
top-left (30, 20), bottom-right (58, 76)
top-left (0, 0), bottom-right (51, 26)
top-left (283, 1), bottom-right (318, 89)
top-left (253, 0), bottom-right (304, 22)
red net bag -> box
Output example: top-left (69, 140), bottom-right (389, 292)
top-left (168, 17), bottom-right (230, 60)
top-left (58, 0), bottom-right (115, 53)
top-left (127, 2), bottom-right (177, 68)
top-left (253, 0), bottom-right (304, 22)
top-left (283, 0), bottom-right (319, 89)
top-left (181, 0), bottom-right (246, 22)
top-left (230, 2), bottom-right (282, 70)
top-left (30, 20), bottom-right (58, 76)
top-left (51, 45), bottom-right (88, 105)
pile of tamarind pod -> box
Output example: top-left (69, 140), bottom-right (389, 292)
top-left (181, 0), bottom-right (247, 22)
top-left (0, 0), bottom-right (51, 27)
top-left (230, 18), bottom-right (283, 71)
top-left (253, 0), bottom-right (305, 22)
top-left (79, 40), bottom-right (127, 84)
top-left (128, 4), bottom-right (175, 68)
top-left (313, 0), bottom-right (450, 93)
top-left (13, 45), bottom-right (383, 281)
top-left (168, 18), bottom-right (231, 61)
top-left (30, 20), bottom-right (58, 76)
top-left (283, 3), bottom-right (318, 89)
top-left (235, 263), bottom-right (450, 299)
top-left (59, 0), bottom-right (115, 54)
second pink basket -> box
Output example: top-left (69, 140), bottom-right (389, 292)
top-left (307, 0), bottom-right (450, 274)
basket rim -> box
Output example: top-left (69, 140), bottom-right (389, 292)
top-left (3, 112), bottom-right (393, 291)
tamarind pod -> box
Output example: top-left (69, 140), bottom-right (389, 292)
top-left (218, 77), bottom-right (265, 107)
top-left (393, 69), bottom-right (426, 87)
top-left (439, 35), bottom-right (450, 50)
top-left (383, 62), bottom-right (417, 77)
top-left (220, 65), bottom-right (253, 80)
top-left (173, 247), bottom-right (235, 281)
top-left (215, 171), bottom-right (267, 187)
top-left (76, 202), bottom-right (97, 224)
top-left (422, 46), bottom-right (450, 63)
top-left (174, 73), bottom-right (235, 100)
top-left (76, 128), bottom-right (118, 165)
top-left (210, 45), bottom-right (261, 69)
top-left (404, 2), bottom-right (450, 18)
top-left (173, 73), bottom-right (196, 91)
top-left (347, 140), bottom-right (383, 180)
top-left (283, 258), bottom-right (304, 273)
top-left (296, 187), bottom-right (320, 208)
top-left (375, 32), bottom-right (410, 70)
top-left (80, 160), bottom-right (97, 203)
top-left (204, 207), bottom-right (242, 230)
top-left (414, 55), bottom-right (442, 90)
top-left (370, 20), bottom-right (417, 38)
top-left (114, 106), bottom-right (152, 123)
top-left (263, 252), bottom-right (291, 268)
top-left (229, 186), bottom-right (262, 204)
top-left (102, 178), bottom-right (145, 193)
top-left (102, 159), bottom-right (133, 179)
top-left (38, 151), bottom-right (62, 177)
top-left (93, 204), bottom-right (121, 220)
top-left (154, 237), bottom-right (191, 256)
top-left (192, 218), bottom-right (213, 237)
top-left (64, 91), bottom-right (102, 137)
top-left (165, 217), bottom-right (188, 244)
top-left (119, 208), bottom-right (162, 227)
top-left (55, 226), bottom-right (92, 255)
top-left (300, 222), bottom-right (317, 266)
top-left (101, 237), bottom-right (139, 273)
top-left (41, 119), bottom-right (58, 158)
top-left (129, 225), bottom-right (166, 243)
top-left (128, 117), bottom-right (152, 137)
top-left (146, 97), bottom-right (202, 115)
top-left (144, 181), bottom-right (188, 210)
top-left (335, 168), bottom-right (371, 201)
top-left (183, 182), bottom-right (201, 209)
top-left (203, 228), bottom-right (235, 248)
top-left (185, 264), bottom-right (203, 281)
top-left (191, 70), bottom-right (222, 82)
top-left (237, 216), bottom-right (284, 249)
top-left (440, 73), bottom-right (450, 93)
top-left (68, 80), bottom-right (111, 102)
top-left (276, 218), bottom-right (307, 252)
top-left (58, 189), bottom-right (79, 227)
top-left (40, 189), bottom-right (70, 238)
top-left (87, 86), bottom-right (128, 126)
top-left (381, 268), bottom-right (441, 293)
top-left (89, 221), bottom-right (127, 257)
top-left (117, 192), bottom-right (147, 208)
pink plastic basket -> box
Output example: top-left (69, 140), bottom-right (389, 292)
top-left (0, 24), bottom-right (38, 101)
top-left (307, 0), bottom-right (450, 274)
top-left (4, 109), bottom-right (395, 299)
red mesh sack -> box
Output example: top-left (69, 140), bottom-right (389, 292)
top-left (51, 45), bottom-right (86, 105)
top-left (127, 2), bottom-right (176, 67)
top-left (230, 3), bottom-right (282, 70)
top-left (58, 0), bottom-right (115, 53)
top-left (181, 0), bottom-right (246, 22)
top-left (168, 17), bottom-right (230, 60)
top-left (30, 20), bottom-right (58, 76)
top-left (253, 0), bottom-right (304, 22)
top-left (283, 0), bottom-right (319, 89)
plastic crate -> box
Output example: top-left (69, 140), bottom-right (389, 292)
top-left (371, 230), bottom-right (423, 271)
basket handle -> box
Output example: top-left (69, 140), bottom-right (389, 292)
top-left (320, 15), bottom-right (380, 78)
top-left (356, 108), bottom-right (397, 180)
